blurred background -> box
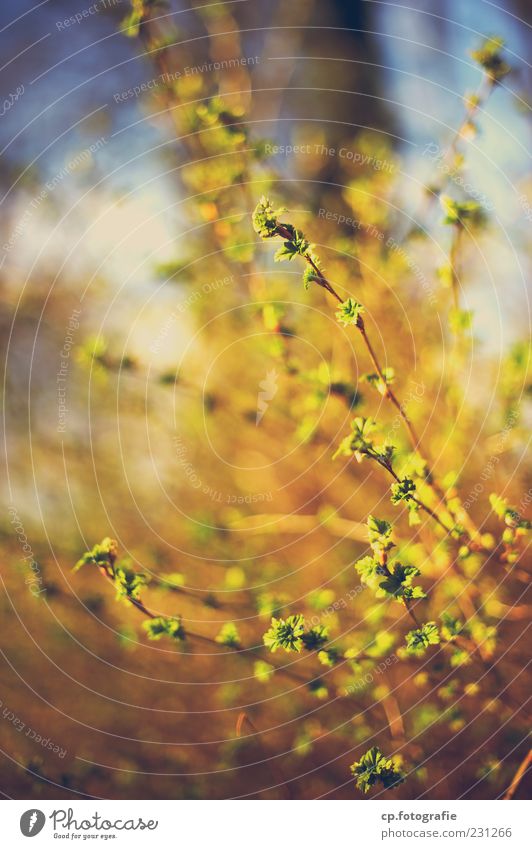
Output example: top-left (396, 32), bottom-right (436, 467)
top-left (0, 0), bottom-right (530, 800)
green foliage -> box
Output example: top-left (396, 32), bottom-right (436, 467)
top-left (354, 555), bottom-right (381, 589)
top-left (356, 516), bottom-right (425, 602)
top-left (451, 648), bottom-right (472, 667)
top-left (335, 415), bottom-right (376, 457)
top-left (224, 567), bottom-right (246, 590)
top-left (74, 537), bottom-right (117, 572)
top-left (274, 231), bottom-right (310, 262)
top-left (263, 614), bottom-right (306, 653)
top-left (252, 196), bottom-right (287, 239)
top-left (367, 515), bottom-right (395, 554)
top-left (470, 620), bottom-right (498, 656)
top-left (350, 746), bottom-right (406, 794)
top-left (113, 566), bottom-right (148, 603)
top-left (121, 0), bottom-right (157, 37)
top-left (68, 19), bottom-right (529, 800)
top-left (365, 367), bottom-right (394, 395)
top-left (470, 36), bottom-right (510, 81)
top-left (334, 417), bottom-right (395, 468)
top-left (195, 98), bottom-right (247, 146)
top-left (252, 196), bottom-right (323, 284)
top-left (489, 493), bottom-right (530, 562)
top-left (307, 679), bottom-right (328, 699)
top-left (379, 563), bottom-right (426, 601)
top-left (440, 195), bottom-right (487, 228)
top-left (335, 298), bottom-right (364, 327)
top-left (489, 493), bottom-right (530, 530)
top-left (318, 648), bottom-right (340, 667)
top-left (75, 334), bottom-right (108, 376)
top-left (143, 616), bottom-right (186, 642)
top-left (366, 629), bottom-right (397, 658)
top-left (253, 660), bottom-right (274, 683)
top-left (302, 267), bottom-right (321, 289)
top-left (307, 588), bottom-right (336, 611)
top-left (440, 613), bottom-right (464, 642)
top-left (256, 593), bottom-right (288, 619)
top-left (162, 572), bottom-right (186, 588)
top-left (301, 624), bottom-right (329, 651)
top-left (405, 622), bottom-right (441, 656)
top-left (390, 477), bottom-right (416, 504)
top-left (215, 622), bottom-right (241, 648)
top-left (449, 308), bottom-right (473, 335)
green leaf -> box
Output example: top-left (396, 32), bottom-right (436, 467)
top-left (113, 566), bottom-right (148, 603)
top-left (302, 267), bottom-right (320, 289)
top-left (307, 588), bottom-right (336, 611)
top-left (350, 746), bottom-right (406, 794)
top-left (308, 679), bottom-right (328, 699)
top-left (489, 492), bottom-right (508, 519)
top-left (354, 555), bottom-right (381, 587)
top-left (224, 566), bottom-right (245, 589)
top-left (302, 624), bottom-right (329, 651)
top-left (405, 621), bottom-right (440, 656)
top-left (379, 562), bottom-right (426, 601)
top-left (440, 195), bottom-right (487, 228)
top-left (364, 368), bottom-right (394, 395)
top-left (440, 613), bottom-right (463, 642)
top-left (450, 647), bottom-right (472, 667)
top-left (336, 298), bottom-right (365, 327)
top-left (489, 493), bottom-right (530, 531)
top-left (215, 622), bottom-right (241, 648)
top-left (367, 515), bottom-right (395, 554)
top-left (143, 616), bottom-right (186, 642)
top-left (121, 10), bottom-right (142, 37)
top-left (318, 647), bottom-right (340, 667)
top-left (449, 308), bottom-right (473, 334)
top-left (73, 537), bottom-right (117, 572)
top-left (252, 196), bottom-right (288, 238)
top-left (274, 241), bottom-right (298, 262)
top-left (470, 36), bottom-right (510, 81)
top-left (263, 614), bottom-right (305, 653)
top-left (390, 478), bottom-right (416, 504)
top-left (162, 572), bottom-right (186, 588)
top-left (253, 660), bottom-right (274, 683)
top-left (256, 593), bottom-right (288, 619)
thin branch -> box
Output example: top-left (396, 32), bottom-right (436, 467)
top-left (504, 748), bottom-right (532, 800)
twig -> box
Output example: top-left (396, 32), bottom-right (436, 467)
top-left (504, 748), bottom-right (532, 800)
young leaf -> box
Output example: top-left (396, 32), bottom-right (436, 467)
top-left (405, 621), bottom-right (440, 656)
top-left (143, 616), bottom-right (186, 642)
top-left (263, 614), bottom-right (305, 653)
top-left (350, 746), bottom-right (405, 793)
top-left (336, 298), bottom-right (364, 327)
top-left (215, 622), bottom-right (241, 648)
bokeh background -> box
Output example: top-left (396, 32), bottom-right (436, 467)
top-left (0, 0), bottom-right (530, 800)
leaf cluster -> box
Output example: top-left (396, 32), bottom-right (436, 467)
top-left (350, 746), bottom-right (405, 793)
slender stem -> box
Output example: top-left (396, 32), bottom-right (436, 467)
top-left (404, 599), bottom-right (421, 628)
top-left (504, 748), bottom-right (532, 800)
top-left (284, 238), bottom-right (484, 547)
top-left (406, 72), bottom-right (495, 236)
top-left (358, 321), bottom-right (422, 452)
top-left (278, 227), bottom-right (447, 503)
top-left (381, 550), bottom-right (421, 629)
top-left (437, 75), bottom-right (495, 193)
top-left (93, 562), bottom-right (384, 697)
top-left (87, 553), bottom-right (510, 717)
top-left (449, 224), bottom-right (462, 313)
top-left (383, 461), bottom-right (455, 536)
